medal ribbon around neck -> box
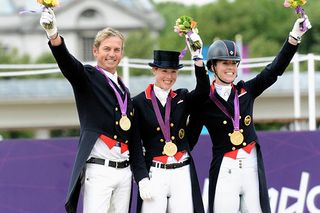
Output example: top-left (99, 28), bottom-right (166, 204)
top-left (209, 84), bottom-right (243, 145)
top-left (151, 88), bottom-right (172, 142)
top-left (96, 66), bottom-right (130, 131)
top-left (150, 88), bottom-right (178, 156)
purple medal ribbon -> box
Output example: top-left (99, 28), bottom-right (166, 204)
top-left (295, 6), bottom-right (307, 32)
top-left (150, 88), bottom-right (172, 142)
top-left (179, 31), bottom-right (193, 60)
top-left (96, 66), bottom-right (128, 116)
top-left (209, 86), bottom-right (240, 131)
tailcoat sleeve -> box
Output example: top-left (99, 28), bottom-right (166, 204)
top-left (48, 37), bottom-right (88, 88)
top-left (186, 63), bottom-right (210, 150)
top-left (129, 97), bottom-right (149, 183)
top-left (185, 63), bottom-right (210, 109)
top-left (245, 39), bottom-right (299, 98)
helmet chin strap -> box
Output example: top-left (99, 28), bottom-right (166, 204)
top-left (214, 71), bottom-right (233, 85)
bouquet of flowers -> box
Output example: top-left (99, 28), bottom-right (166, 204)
top-left (37, 0), bottom-right (60, 29)
top-left (174, 15), bottom-right (201, 51)
top-left (283, 0), bottom-right (307, 31)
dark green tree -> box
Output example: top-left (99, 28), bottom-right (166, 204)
top-left (154, 0), bottom-right (319, 58)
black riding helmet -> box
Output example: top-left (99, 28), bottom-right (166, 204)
top-left (206, 40), bottom-right (241, 71)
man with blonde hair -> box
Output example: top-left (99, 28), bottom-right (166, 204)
top-left (40, 8), bottom-right (134, 213)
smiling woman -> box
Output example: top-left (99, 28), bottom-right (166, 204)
top-left (188, 16), bottom-right (312, 213)
top-left (152, 67), bottom-right (178, 90)
top-left (130, 42), bottom-right (210, 213)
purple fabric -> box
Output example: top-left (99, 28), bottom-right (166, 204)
top-left (192, 131), bottom-right (320, 212)
top-left (96, 66), bottom-right (128, 116)
top-left (295, 6), bottom-right (307, 32)
top-left (209, 88), bottom-right (240, 130)
top-left (0, 131), bottom-right (319, 212)
top-left (150, 89), bottom-right (172, 142)
top-left (0, 138), bottom-right (76, 213)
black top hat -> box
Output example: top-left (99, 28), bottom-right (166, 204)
top-left (148, 50), bottom-right (183, 69)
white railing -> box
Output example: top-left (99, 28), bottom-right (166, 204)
top-left (0, 54), bottom-right (318, 130)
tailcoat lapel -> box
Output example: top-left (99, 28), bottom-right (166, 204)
top-left (213, 88), bottom-right (235, 117)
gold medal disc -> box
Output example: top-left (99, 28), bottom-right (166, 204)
top-left (229, 130), bottom-right (244, 146)
top-left (119, 115), bottom-right (131, 131)
top-left (163, 141), bottom-right (178, 157)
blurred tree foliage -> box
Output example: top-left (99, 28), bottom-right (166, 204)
top-left (123, 28), bottom-right (156, 75)
top-left (34, 52), bottom-right (56, 64)
top-left (1, 0), bottom-right (319, 67)
top-left (125, 28), bottom-right (156, 59)
top-left (0, 131), bottom-right (34, 139)
top-left (0, 43), bottom-right (31, 64)
top-left (0, 43), bottom-right (62, 78)
top-left (154, 0), bottom-right (319, 60)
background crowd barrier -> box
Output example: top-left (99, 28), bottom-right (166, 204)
top-left (0, 131), bottom-right (319, 213)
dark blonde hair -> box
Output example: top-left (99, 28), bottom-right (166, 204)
top-left (93, 27), bottom-right (125, 49)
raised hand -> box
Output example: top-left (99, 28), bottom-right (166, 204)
top-left (40, 7), bottom-right (58, 39)
top-left (289, 15), bottom-right (312, 43)
top-left (186, 33), bottom-right (203, 60)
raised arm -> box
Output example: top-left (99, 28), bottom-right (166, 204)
top-left (247, 15), bottom-right (312, 98)
top-left (40, 8), bottom-right (87, 87)
top-left (185, 33), bottom-right (210, 106)
top-left (40, 8), bottom-right (61, 46)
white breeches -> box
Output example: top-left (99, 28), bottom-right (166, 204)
top-left (142, 164), bottom-right (194, 213)
top-left (83, 163), bottom-right (132, 213)
top-left (214, 147), bottom-right (263, 213)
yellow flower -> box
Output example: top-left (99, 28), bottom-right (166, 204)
top-left (37, 0), bottom-right (59, 8)
top-left (287, 0), bottom-right (307, 8)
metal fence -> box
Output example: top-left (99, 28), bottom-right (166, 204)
top-left (0, 53), bottom-right (319, 130)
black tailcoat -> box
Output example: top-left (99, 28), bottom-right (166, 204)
top-left (189, 40), bottom-right (298, 213)
top-left (49, 38), bottom-right (134, 213)
top-left (129, 64), bottom-right (210, 213)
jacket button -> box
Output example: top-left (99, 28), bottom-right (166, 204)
top-left (170, 123), bottom-right (174, 127)
top-left (114, 135), bottom-right (117, 139)
top-left (171, 136), bottom-right (175, 140)
top-left (115, 107), bottom-right (118, 111)
top-left (223, 120), bottom-right (227, 125)
top-left (156, 127), bottom-right (160, 131)
top-left (232, 147), bottom-right (236, 151)
top-left (160, 139), bottom-right (164, 142)
top-left (115, 121), bottom-right (119, 125)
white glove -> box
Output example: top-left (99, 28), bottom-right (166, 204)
top-left (138, 178), bottom-right (153, 200)
top-left (40, 7), bottom-right (58, 38)
top-left (289, 15), bottom-right (312, 43)
top-left (186, 32), bottom-right (203, 60)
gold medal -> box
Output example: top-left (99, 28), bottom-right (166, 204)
top-left (119, 115), bottom-right (131, 131)
top-left (244, 115), bottom-right (251, 126)
top-left (228, 130), bottom-right (244, 146)
top-left (163, 141), bottom-right (177, 157)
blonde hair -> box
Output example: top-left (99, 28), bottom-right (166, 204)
top-left (93, 27), bottom-right (125, 49)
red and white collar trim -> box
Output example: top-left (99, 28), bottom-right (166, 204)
top-left (210, 81), bottom-right (246, 96)
top-left (145, 84), bottom-right (177, 100)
